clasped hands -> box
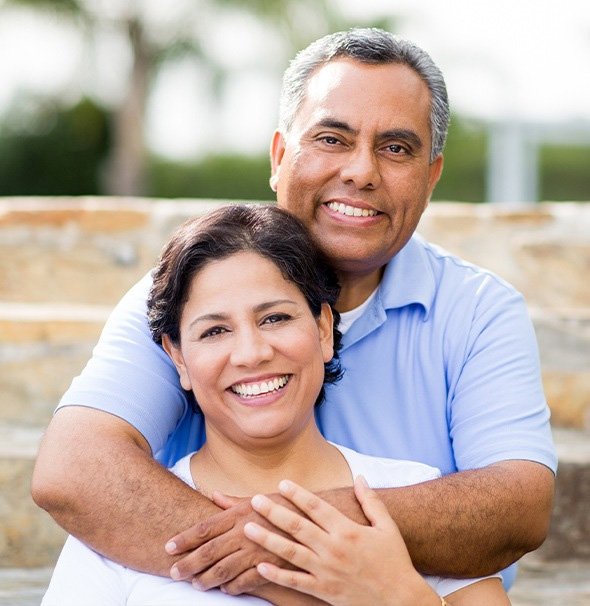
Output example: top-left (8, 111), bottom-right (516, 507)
top-left (165, 477), bottom-right (434, 605)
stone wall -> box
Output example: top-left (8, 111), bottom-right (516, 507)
top-left (1, 197), bottom-right (589, 567)
top-left (2, 197), bottom-right (589, 430)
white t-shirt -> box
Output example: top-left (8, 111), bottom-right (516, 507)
top-left (42, 445), bottom-right (496, 604)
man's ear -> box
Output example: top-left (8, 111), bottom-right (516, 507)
top-left (269, 129), bottom-right (286, 192)
top-left (162, 335), bottom-right (192, 391)
top-left (426, 154), bottom-right (444, 203)
top-left (318, 303), bottom-right (335, 363)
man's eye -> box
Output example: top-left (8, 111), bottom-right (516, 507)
top-left (387, 144), bottom-right (407, 154)
top-left (200, 326), bottom-right (228, 339)
top-left (320, 136), bottom-right (340, 145)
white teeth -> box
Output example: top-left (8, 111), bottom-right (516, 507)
top-left (231, 375), bottom-right (290, 397)
top-left (327, 202), bottom-right (378, 217)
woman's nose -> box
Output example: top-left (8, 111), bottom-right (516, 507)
top-left (229, 328), bottom-right (274, 367)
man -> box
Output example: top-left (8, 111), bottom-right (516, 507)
top-left (32, 28), bottom-right (556, 596)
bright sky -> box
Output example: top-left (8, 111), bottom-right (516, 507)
top-left (0, 0), bottom-right (589, 158)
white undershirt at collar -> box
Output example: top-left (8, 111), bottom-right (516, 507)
top-left (337, 287), bottom-right (379, 334)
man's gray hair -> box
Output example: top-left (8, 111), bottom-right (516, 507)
top-left (279, 28), bottom-right (450, 162)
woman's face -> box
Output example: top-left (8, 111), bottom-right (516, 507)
top-left (163, 251), bottom-right (334, 449)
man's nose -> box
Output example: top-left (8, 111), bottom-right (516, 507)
top-left (229, 328), bottom-right (274, 367)
top-left (339, 146), bottom-right (381, 190)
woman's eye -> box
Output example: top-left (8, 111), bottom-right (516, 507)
top-left (200, 326), bottom-right (228, 339)
top-left (262, 313), bottom-right (291, 325)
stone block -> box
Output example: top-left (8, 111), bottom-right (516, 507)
top-left (537, 428), bottom-right (590, 560)
top-left (0, 304), bottom-right (108, 425)
top-left (0, 426), bottom-right (66, 568)
top-left (417, 202), bottom-right (590, 311)
top-left (533, 310), bottom-right (590, 430)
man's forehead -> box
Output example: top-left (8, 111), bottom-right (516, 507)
top-left (293, 59), bottom-right (431, 133)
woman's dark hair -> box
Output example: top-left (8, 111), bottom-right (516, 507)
top-left (147, 204), bottom-right (343, 407)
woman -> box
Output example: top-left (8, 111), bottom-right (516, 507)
top-left (42, 205), bottom-right (509, 605)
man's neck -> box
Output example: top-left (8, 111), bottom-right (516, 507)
top-left (336, 267), bottom-right (383, 312)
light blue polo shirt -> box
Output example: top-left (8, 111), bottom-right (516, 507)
top-left (58, 233), bottom-right (556, 588)
top-left (59, 233), bottom-right (556, 473)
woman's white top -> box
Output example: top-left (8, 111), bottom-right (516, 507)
top-left (42, 444), bottom-right (496, 605)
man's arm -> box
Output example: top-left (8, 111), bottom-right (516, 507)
top-left (167, 458), bottom-right (553, 592)
top-left (322, 460), bottom-right (554, 578)
top-left (31, 406), bottom-right (221, 575)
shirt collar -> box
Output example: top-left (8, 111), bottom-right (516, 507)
top-left (378, 234), bottom-right (436, 319)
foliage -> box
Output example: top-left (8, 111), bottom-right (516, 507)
top-left (148, 154), bottom-right (273, 201)
top-left (0, 98), bottom-right (110, 195)
top-left (432, 117), bottom-right (487, 203)
top-left (539, 145), bottom-right (590, 202)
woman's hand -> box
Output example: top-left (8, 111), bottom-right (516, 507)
top-left (243, 476), bottom-right (440, 606)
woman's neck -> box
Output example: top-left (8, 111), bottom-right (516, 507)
top-left (191, 421), bottom-right (351, 498)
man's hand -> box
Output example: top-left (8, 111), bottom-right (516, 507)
top-left (166, 493), bottom-right (294, 593)
top-left (31, 406), bottom-right (221, 575)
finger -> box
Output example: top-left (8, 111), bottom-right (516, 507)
top-left (256, 562), bottom-right (317, 595)
top-left (353, 475), bottom-right (397, 530)
top-left (276, 480), bottom-right (348, 531)
top-left (190, 549), bottom-right (258, 591)
top-left (250, 493), bottom-right (327, 548)
top-left (165, 510), bottom-right (232, 555)
top-left (170, 531), bottom-right (243, 581)
top-left (244, 521), bottom-right (315, 571)
top-left (220, 567), bottom-right (267, 596)
top-left (212, 491), bottom-right (241, 510)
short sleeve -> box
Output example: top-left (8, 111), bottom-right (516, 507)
top-left (447, 278), bottom-right (556, 473)
top-left (57, 273), bottom-right (190, 454)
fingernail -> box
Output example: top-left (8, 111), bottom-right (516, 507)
top-left (192, 579), bottom-right (204, 591)
top-left (258, 563), bottom-right (269, 575)
top-left (251, 494), bottom-right (265, 509)
top-left (170, 565), bottom-right (180, 580)
top-left (278, 479), bottom-right (292, 494)
top-left (244, 522), bottom-right (259, 538)
top-left (165, 540), bottom-right (177, 554)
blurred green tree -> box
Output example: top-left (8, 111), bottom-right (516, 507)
top-left (0, 0), bottom-right (358, 196)
top-left (0, 97), bottom-right (110, 195)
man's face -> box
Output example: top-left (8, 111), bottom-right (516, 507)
top-left (271, 59), bottom-right (443, 280)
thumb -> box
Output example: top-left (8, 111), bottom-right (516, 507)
top-left (354, 475), bottom-right (396, 529)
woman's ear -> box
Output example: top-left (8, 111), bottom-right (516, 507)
top-left (318, 303), bottom-right (335, 363)
top-left (162, 335), bottom-right (192, 391)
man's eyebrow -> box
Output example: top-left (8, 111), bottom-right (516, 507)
top-left (316, 118), bottom-right (358, 134)
top-left (314, 120), bottom-right (423, 150)
top-left (379, 129), bottom-right (423, 150)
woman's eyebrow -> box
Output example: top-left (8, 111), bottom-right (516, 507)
top-left (187, 300), bottom-right (297, 328)
top-left (253, 299), bottom-right (297, 313)
top-left (188, 313), bottom-right (227, 329)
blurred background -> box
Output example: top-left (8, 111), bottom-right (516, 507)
top-left (0, 0), bottom-right (589, 203)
